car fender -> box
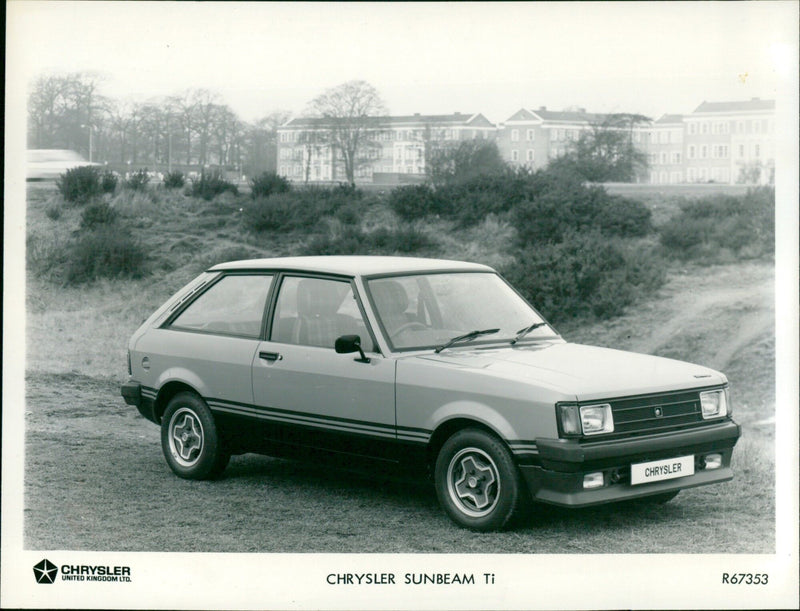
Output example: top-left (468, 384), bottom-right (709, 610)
top-left (426, 399), bottom-right (517, 443)
top-left (155, 367), bottom-right (211, 400)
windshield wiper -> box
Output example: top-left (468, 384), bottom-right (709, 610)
top-left (510, 322), bottom-right (548, 345)
top-left (434, 328), bottom-right (500, 353)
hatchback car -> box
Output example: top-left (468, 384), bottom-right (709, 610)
top-left (121, 256), bottom-right (740, 531)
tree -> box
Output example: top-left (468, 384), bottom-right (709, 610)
top-left (306, 80), bottom-right (387, 186)
top-left (550, 113), bottom-right (650, 182)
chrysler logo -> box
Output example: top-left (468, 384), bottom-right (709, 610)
top-left (654, 407), bottom-right (663, 418)
top-left (33, 559), bottom-right (58, 584)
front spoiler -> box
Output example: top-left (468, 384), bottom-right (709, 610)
top-left (520, 420), bottom-right (740, 507)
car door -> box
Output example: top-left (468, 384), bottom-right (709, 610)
top-left (251, 274), bottom-right (397, 461)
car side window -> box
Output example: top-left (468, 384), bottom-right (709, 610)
top-left (170, 274), bottom-right (273, 338)
top-left (270, 276), bottom-right (372, 350)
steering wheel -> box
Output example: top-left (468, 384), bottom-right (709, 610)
top-left (390, 322), bottom-right (427, 338)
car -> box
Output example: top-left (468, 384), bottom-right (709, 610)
top-left (121, 256), bottom-right (740, 531)
top-left (26, 149), bottom-right (100, 181)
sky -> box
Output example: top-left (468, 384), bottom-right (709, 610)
top-left (8, 1), bottom-right (798, 125)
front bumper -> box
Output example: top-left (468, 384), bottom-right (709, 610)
top-left (520, 419), bottom-right (740, 507)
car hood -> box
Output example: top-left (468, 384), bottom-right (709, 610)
top-left (412, 341), bottom-right (726, 401)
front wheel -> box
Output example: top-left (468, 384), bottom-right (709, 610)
top-left (434, 429), bottom-right (525, 531)
top-left (161, 392), bottom-right (230, 480)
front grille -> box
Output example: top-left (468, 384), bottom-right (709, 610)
top-left (603, 389), bottom-right (705, 436)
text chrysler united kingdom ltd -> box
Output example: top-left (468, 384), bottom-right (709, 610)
top-left (121, 256), bottom-right (740, 531)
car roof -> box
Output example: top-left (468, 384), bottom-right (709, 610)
top-left (208, 256), bottom-right (494, 277)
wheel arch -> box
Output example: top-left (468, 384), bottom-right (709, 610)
top-left (427, 417), bottom-right (510, 471)
top-left (154, 381), bottom-right (202, 424)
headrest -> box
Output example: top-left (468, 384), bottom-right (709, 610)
top-left (297, 279), bottom-right (343, 317)
top-left (370, 280), bottom-right (409, 317)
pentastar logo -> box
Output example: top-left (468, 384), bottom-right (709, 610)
top-left (33, 559), bottom-right (58, 584)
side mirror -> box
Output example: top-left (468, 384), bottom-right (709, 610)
top-left (335, 334), bottom-right (370, 363)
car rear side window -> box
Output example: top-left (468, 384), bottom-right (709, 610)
top-left (169, 274), bottom-right (273, 338)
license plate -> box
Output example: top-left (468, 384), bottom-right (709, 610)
top-left (631, 455), bottom-right (694, 485)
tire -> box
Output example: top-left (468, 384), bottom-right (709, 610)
top-left (161, 392), bottom-right (230, 480)
top-left (434, 428), bottom-right (525, 531)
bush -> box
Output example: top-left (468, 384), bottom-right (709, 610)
top-left (659, 188), bottom-right (774, 262)
top-left (80, 201), bottom-right (118, 231)
top-left (45, 204), bottom-right (63, 220)
top-left (163, 171), bottom-right (186, 189)
top-left (191, 170), bottom-right (238, 200)
top-left (100, 170), bottom-right (118, 194)
top-left (250, 171), bottom-right (290, 199)
top-left (242, 188), bottom-right (359, 233)
top-left (501, 231), bottom-right (666, 323)
top-left (304, 225), bottom-right (434, 256)
top-left (513, 181), bottom-right (652, 246)
top-left (65, 227), bottom-right (147, 284)
top-left (124, 169), bottom-right (151, 191)
top-left (56, 166), bottom-right (102, 204)
top-left (389, 184), bottom-right (450, 221)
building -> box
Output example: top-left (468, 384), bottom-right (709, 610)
top-left (683, 98), bottom-right (775, 185)
top-left (499, 98), bottom-right (775, 185)
top-left (642, 114), bottom-right (684, 185)
top-left (276, 113), bottom-right (496, 184)
top-left (498, 106), bottom-right (606, 171)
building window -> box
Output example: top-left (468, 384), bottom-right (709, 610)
top-left (738, 144), bottom-right (745, 158)
top-left (526, 129), bottom-right (535, 142)
top-left (688, 145), bottom-right (696, 159)
top-left (754, 144), bottom-right (760, 157)
top-left (700, 145), bottom-right (708, 159)
top-left (688, 123), bottom-right (696, 135)
top-left (701, 122), bottom-right (709, 134)
top-left (526, 149), bottom-right (534, 162)
top-left (688, 167), bottom-right (697, 182)
top-left (659, 131), bottom-right (668, 144)
top-left (660, 152), bottom-right (668, 165)
top-left (511, 150), bottom-right (519, 162)
top-left (672, 152), bottom-right (682, 164)
top-left (511, 129), bottom-right (519, 142)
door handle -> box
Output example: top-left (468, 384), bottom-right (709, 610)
top-left (259, 351), bottom-right (282, 362)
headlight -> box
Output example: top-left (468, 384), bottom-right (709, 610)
top-left (700, 389), bottom-right (729, 419)
top-left (580, 404), bottom-right (614, 435)
top-left (558, 403), bottom-right (614, 436)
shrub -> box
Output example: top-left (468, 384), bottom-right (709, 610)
top-left (242, 188), bottom-right (358, 233)
top-left (100, 170), bottom-right (119, 194)
top-left (124, 169), bottom-right (151, 191)
top-left (659, 188), bottom-right (774, 262)
top-left (303, 225), bottom-right (434, 256)
top-left (513, 181), bottom-right (652, 246)
top-left (45, 204), bottom-right (63, 220)
top-left (80, 201), bottom-right (118, 231)
top-left (501, 231), bottom-right (666, 323)
top-left (389, 184), bottom-right (450, 221)
top-left (191, 170), bottom-right (238, 200)
top-left (65, 227), bottom-right (147, 284)
top-left (250, 171), bottom-right (290, 199)
top-left (163, 171), bottom-right (186, 189)
top-left (56, 165), bottom-right (102, 204)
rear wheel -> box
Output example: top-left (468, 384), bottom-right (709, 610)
top-left (434, 428), bottom-right (525, 531)
top-left (161, 392), bottom-right (230, 480)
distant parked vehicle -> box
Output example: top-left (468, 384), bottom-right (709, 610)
top-left (26, 149), bottom-right (99, 181)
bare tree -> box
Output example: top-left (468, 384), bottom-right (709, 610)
top-left (306, 80), bottom-right (387, 186)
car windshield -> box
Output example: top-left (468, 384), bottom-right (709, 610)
top-left (366, 272), bottom-right (556, 351)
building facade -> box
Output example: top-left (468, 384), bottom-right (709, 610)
top-left (498, 98), bottom-right (775, 185)
top-left (277, 113), bottom-right (496, 184)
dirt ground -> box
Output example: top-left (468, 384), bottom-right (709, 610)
top-left (21, 260), bottom-right (776, 553)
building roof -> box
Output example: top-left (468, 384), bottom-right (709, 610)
top-left (281, 113), bottom-right (494, 129)
top-left (654, 114), bottom-right (684, 125)
top-left (209, 256), bottom-right (493, 276)
top-left (692, 98), bottom-right (775, 114)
